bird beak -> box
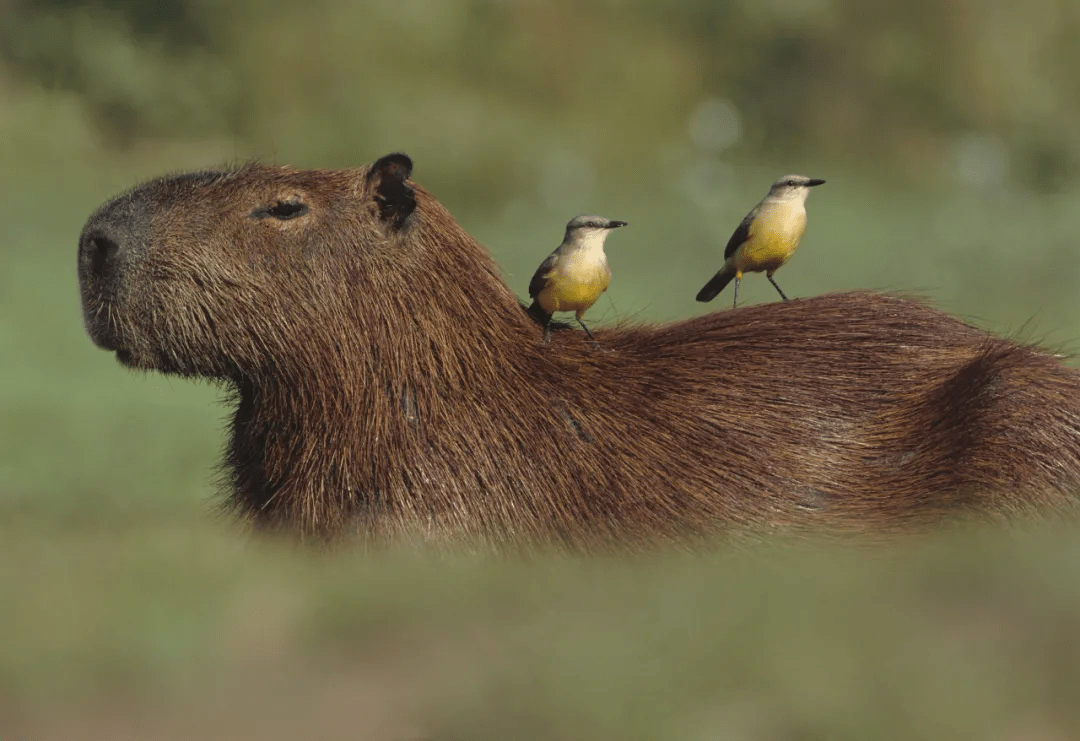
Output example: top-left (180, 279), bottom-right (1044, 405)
top-left (609, 220), bottom-right (628, 228)
top-left (806, 178), bottom-right (826, 187)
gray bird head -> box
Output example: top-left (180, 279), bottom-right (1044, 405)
top-left (767, 175), bottom-right (826, 201)
top-left (563, 214), bottom-right (628, 244)
top-left (566, 214), bottom-right (628, 231)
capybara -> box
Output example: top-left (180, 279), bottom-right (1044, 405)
top-left (77, 153), bottom-right (1080, 548)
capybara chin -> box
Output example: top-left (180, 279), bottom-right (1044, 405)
top-left (77, 153), bottom-right (1080, 548)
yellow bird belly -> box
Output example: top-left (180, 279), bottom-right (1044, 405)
top-left (735, 207), bottom-right (806, 274)
top-left (536, 255), bottom-right (610, 314)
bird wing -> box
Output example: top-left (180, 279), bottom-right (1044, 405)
top-left (723, 206), bottom-right (758, 260)
top-left (528, 253), bottom-right (559, 299)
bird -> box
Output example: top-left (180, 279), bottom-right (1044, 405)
top-left (526, 214), bottom-right (628, 343)
top-left (696, 174), bottom-right (825, 307)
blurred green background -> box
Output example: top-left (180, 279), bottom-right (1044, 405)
top-left (3, 0), bottom-right (1080, 737)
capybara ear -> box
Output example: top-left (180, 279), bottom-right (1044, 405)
top-left (366, 153), bottom-right (416, 230)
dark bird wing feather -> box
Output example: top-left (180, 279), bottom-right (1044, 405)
top-left (528, 253), bottom-right (559, 299)
top-left (723, 206), bottom-right (758, 260)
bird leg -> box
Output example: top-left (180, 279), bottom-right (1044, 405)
top-left (543, 316), bottom-right (552, 344)
top-left (577, 318), bottom-right (601, 349)
top-left (732, 277), bottom-right (741, 309)
top-left (767, 274), bottom-right (789, 301)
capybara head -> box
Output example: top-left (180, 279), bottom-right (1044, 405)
top-left (78, 153), bottom-right (522, 380)
top-left (78, 153), bottom-right (1080, 548)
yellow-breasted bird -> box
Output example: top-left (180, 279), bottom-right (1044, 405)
top-left (696, 175), bottom-right (825, 307)
top-left (527, 214), bottom-right (627, 343)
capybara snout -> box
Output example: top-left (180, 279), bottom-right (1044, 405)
top-left (78, 183), bottom-right (155, 352)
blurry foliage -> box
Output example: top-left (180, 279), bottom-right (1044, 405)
top-left (2, 0), bottom-right (1079, 193)
top-left (0, 0), bottom-right (240, 145)
top-left (16, 0), bottom-right (211, 45)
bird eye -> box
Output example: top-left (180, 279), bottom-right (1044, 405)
top-left (251, 200), bottom-right (308, 220)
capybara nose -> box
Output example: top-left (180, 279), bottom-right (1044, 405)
top-left (78, 191), bottom-right (151, 291)
top-left (80, 231), bottom-right (121, 283)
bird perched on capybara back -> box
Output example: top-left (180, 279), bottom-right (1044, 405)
top-left (77, 153), bottom-right (1080, 548)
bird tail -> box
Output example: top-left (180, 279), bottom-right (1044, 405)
top-left (696, 269), bottom-right (735, 303)
top-left (525, 300), bottom-right (552, 326)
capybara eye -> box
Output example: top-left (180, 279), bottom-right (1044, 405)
top-left (251, 200), bottom-right (308, 221)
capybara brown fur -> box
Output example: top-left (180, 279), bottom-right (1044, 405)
top-left (77, 153), bottom-right (1080, 548)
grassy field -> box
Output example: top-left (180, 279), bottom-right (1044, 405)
top-left (6, 524), bottom-right (1080, 739)
top-left (5, 78), bottom-right (1080, 738)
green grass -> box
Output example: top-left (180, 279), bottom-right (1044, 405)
top-left (5, 81), bottom-right (1080, 738)
top-left (5, 526), bottom-right (1080, 739)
